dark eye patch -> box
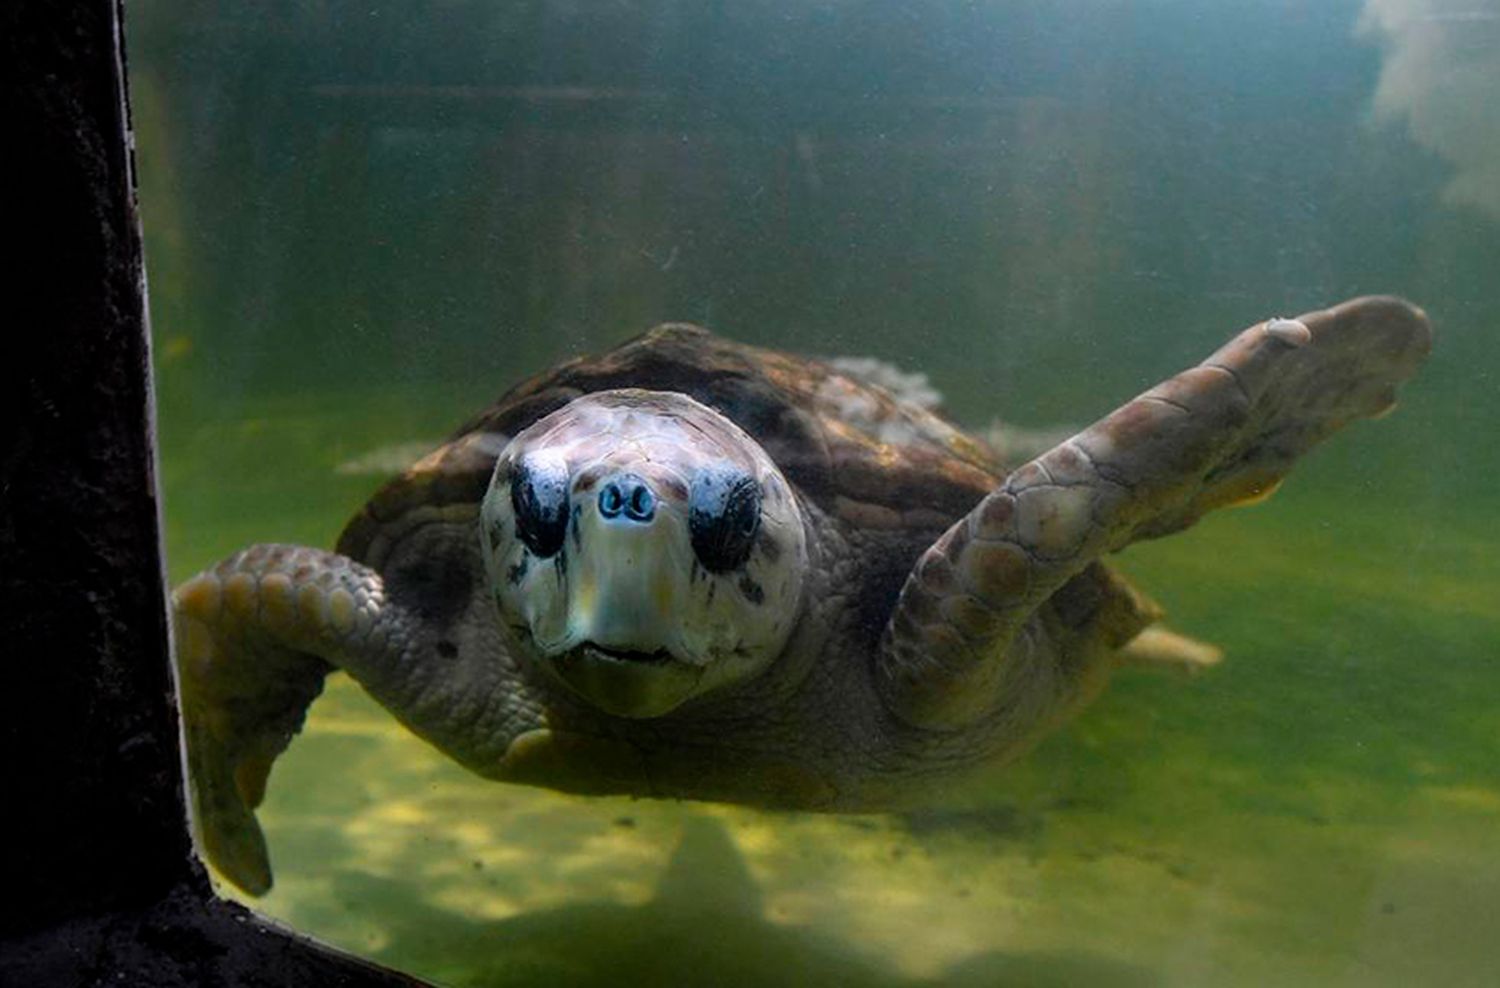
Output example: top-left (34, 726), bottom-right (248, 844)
top-left (688, 465), bottom-right (762, 573)
top-left (509, 455), bottom-right (571, 558)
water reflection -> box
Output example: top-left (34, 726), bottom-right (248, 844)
top-left (337, 815), bottom-right (1160, 988)
top-left (1361, 0), bottom-right (1500, 219)
top-left (243, 654), bottom-right (1500, 986)
top-left (255, 679), bottom-right (1056, 981)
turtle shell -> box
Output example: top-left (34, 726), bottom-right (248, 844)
top-left (338, 323), bottom-right (1004, 562)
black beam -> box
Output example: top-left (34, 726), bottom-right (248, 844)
top-left (0, 2), bottom-right (423, 982)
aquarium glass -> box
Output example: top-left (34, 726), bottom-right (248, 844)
top-left (131, 2), bottom-right (1499, 985)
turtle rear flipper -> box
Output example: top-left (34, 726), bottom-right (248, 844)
top-left (879, 296), bottom-right (1432, 730)
top-left (174, 541), bottom-right (536, 894)
top-left (1119, 626), bottom-right (1224, 672)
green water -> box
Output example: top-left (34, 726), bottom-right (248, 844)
top-left (133, 2), bottom-right (1499, 985)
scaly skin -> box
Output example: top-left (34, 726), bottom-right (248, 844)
top-left (174, 296), bottom-right (1432, 894)
top-left (878, 296), bottom-right (1432, 730)
top-left (174, 543), bottom-right (539, 894)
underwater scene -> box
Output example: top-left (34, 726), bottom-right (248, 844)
top-left (132, 2), bottom-right (1498, 985)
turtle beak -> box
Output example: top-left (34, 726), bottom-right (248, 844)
top-left (517, 471), bottom-right (701, 718)
top-left (565, 473), bottom-right (683, 655)
top-left (550, 644), bottom-right (703, 718)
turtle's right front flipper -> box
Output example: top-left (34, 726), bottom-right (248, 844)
top-left (173, 545), bottom-right (399, 894)
top-left (175, 537), bottom-right (547, 894)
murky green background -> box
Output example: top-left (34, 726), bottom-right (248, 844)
top-left (131, 2), bottom-right (1498, 984)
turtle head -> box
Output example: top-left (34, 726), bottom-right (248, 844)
top-left (480, 389), bottom-right (808, 718)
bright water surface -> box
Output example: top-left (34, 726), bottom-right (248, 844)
top-left (132, 2), bottom-right (1499, 984)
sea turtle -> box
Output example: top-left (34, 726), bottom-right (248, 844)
top-left (173, 295), bottom-right (1431, 895)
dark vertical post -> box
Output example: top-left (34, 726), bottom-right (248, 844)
top-left (0, 2), bottom-right (421, 982)
top-left (1, 0), bottom-right (194, 927)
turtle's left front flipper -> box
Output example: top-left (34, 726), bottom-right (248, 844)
top-left (879, 296), bottom-right (1432, 730)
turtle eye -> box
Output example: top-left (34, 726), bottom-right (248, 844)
top-left (510, 455), bottom-right (571, 559)
top-left (689, 467), bottom-right (762, 573)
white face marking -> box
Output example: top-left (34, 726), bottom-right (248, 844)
top-left (479, 389), bottom-right (807, 718)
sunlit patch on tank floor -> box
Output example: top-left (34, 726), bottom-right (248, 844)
top-left (222, 668), bottom-right (1500, 986)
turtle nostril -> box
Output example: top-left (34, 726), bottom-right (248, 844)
top-left (599, 475), bottom-right (655, 523)
top-left (599, 483), bottom-right (625, 518)
top-left (626, 484), bottom-right (654, 521)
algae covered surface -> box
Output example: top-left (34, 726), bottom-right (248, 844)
top-left (151, 372), bottom-right (1498, 986)
top-left (135, 1), bottom-right (1500, 984)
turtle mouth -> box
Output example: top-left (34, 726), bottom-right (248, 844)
top-left (575, 643), bottom-right (674, 666)
top-left (543, 641), bottom-right (703, 718)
